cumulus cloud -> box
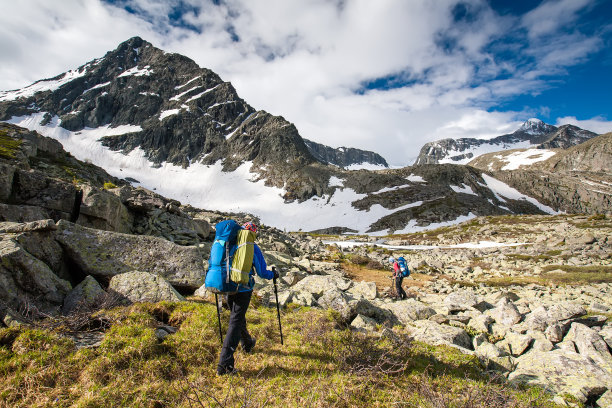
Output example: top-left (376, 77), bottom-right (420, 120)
top-left (0, 0), bottom-right (610, 165)
top-left (556, 116), bottom-right (612, 134)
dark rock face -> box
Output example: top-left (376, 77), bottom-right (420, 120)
top-left (538, 125), bottom-right (597, 150)
top-left (303, 139), bottom-right (388, 168)
top-left (0, 37), bottom-right (319, 197)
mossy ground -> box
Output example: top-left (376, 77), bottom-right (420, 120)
top-left (0, 301), bottom-right (560, 407)
top-left (0, 129), bottom-right (23, 160)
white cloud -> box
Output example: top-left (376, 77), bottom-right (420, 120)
top-left (0, 0), bottom-right (608, 166)
top-left (556, 116), bottom-right (612, 134)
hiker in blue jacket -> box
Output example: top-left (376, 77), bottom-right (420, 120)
top-left (217, 222), bottom-right (278, 375)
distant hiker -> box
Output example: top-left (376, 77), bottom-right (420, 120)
top-left (213, 221), bottom-right (279, 376)
top-left (389, 256), bottom-right (408, 300)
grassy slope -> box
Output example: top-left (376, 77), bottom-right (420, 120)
top-left (0, 301), bottom-right (559, 408)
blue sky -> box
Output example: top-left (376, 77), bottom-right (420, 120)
top-left (0, 0), bottom-right (611, 165)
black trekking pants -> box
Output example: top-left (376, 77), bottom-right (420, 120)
top-left (395, 277), bottom-right (407, 299)
top-left (218, 290), bottom-right (253, 370)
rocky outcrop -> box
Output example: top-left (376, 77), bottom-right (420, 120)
top-left (108, 271), bottom-right (185, 304)
top-left (55, 220), bottom-right (205, 290)
top-left (303, 138), bottom-right (388, 169)
top-left (62, 275), bottom-right (106, 314)
top-left (0, 238), bottom-right (71, 314)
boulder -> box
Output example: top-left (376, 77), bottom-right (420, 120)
top-left (382, 299), bottom-right (436, 325)
top-left (467, 314), bottom-right (494, 334)
top-left (474, 342), bottom-right (514, 372)
top-left (489, 297), bottom-right (522, 327)
top-left (193, 285), bottom-right (210, 299)
top-left (264, 251), bottom-right (293, 267)
top-left (497, 332), bottom-right (533, 357)
top-left (0, 219), bottom-right (56, 233)
top-left (351, 299), bottom-right (394, 323)
top-left (0, 203), bottom-right (52, 223)
top-left (444, 290), bottom-right (488, 313)
top-left (317, 289), bottom-right (354, 323)
top-left (564, 322), bottom-right (612, 372)
top-left (351, 314), bottom-right (378, 332)
top-left (522, 302), bottom-right (586, 332)
top-left (347, 280), bottom-right (377, 300)
top-left (62, 275), bottom-right (106, 314)
top-left (292, 275), bottom-right (352, 298)
top-left (598, 390), bottom-right (612, 408)
top-left (11, 169), bottom-right (77, 214)
top-left (509, 349), bottom-right (612, 405)
top-left (78, 185), bottom-right (132, 233)
top-left (292, 291), bottom-right (316, 307)
top-left (600, 324), bottom-right (612, 349)
top-left (409, 320), bottom-right (473, 350)
top-left (55, 220), bottom-right (205, 290)
top-left (0, 238), bottom-right (71, 313)
top-left (108, 271), bottom-right (186, 304)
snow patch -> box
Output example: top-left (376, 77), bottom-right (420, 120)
top-left (328, 239), bottom-right (529, 250)
top-left (175, 76), bottom-right (201, 90)
top-left (345, 163), bottom-right (387, 171)
top-left (328, 176), bottom-right (344, 187)
top-left (499, 149), bottom-right (557, 170)
top-left (117, 66), bottom-right (153, 78)
top-left (407, 174), bottom-right (426, 183)
top-left (159, 109), bottom-right (180, 120)
top-left (0, 68), bottom-right (87, 101)
top-left (82, 82), bottom-right (111, 94)
top-left (481, 174), bottom-right (558, 214)
top-left (450, 184), bottom-right (477, 195)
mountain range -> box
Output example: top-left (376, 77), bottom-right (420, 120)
top-left (1, 37), bottom-right (610, 234)
top-left (414, 119), bottom-right (598, 165)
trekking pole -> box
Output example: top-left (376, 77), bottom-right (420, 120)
top-left (214, 293), bottom-right (223, 345)
top-left (272, 267), bottom-right (284, 345)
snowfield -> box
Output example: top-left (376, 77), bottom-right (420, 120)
top-left (497, 148), bottom-right (557, 170)
top-left (8, 113), bottom-right (558, 234)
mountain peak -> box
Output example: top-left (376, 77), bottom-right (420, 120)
top-left (518, 118), bottom-right (554, 135)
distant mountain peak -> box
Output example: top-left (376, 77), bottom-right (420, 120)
top-left (518, 118), bottom-right (554, 135)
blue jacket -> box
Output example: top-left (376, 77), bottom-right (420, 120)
top-left (237, 244), bottom-right (275, 292)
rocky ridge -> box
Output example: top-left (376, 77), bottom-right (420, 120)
top-left (303, 138), bottom-right (389, 169)
top-left (414, 119), bottom-right (597, 166)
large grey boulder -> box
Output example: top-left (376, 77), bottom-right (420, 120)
top-left (382, 299), bottom-right (436, 325)
top-left (62, 275), bottom-right (106, 314)
top-left (509, 349), bottom-right (612, 405)
top-left (55, 220), bottom-right (205, 290)
top-left (444, 290), bottom-right (488, 313)
top-left (497, 332), bottom-right (533, 357)
top-left (0, 203), bottom-right (51, 223)
top-left (409, 320), bottom-right (473, 350)
top-left (292, 275), bottom-right (352, 298)
top-left (0, 163), bottom-right (15, 201)
top-left (108, 271), bottom-right (186, 304)
top-left (78, 185), bottom-right (132, 233)
top-left (0, 238), bottom-right (71, 313)
top-left (351, 314), bottom-right (378, 332)
top-left (347, 280), bottom-right (377, 300)
top-left (522, 302), bottom-right (586, 332)
top-left (317, 289), bottom-right (355, 323)
top-left (489, 297), bottom-right (522, 327)
top-left (564, 322), bottom-right (612, 372)
top-left (474, 342), bottom-right (514, 372)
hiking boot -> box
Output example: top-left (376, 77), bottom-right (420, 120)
top-left (216, 365), bottom-right (238, 376)
top-left (243, 337), bottom-right (256, 353)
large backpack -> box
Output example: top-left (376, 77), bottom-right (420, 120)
top-left (205, 220), bottom-right (252, 293)
top-left (397, 257), bottom-right (410, 277)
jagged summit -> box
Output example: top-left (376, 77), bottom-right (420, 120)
top-left (518, 118), bottom-right (554, 135)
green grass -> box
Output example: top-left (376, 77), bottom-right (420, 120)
top-left (0, 130), bottom-right (22, 159)
top-left (0, 301), bottom-right (561, 407)
top-left (103, 181), bottom-right (118, 190)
